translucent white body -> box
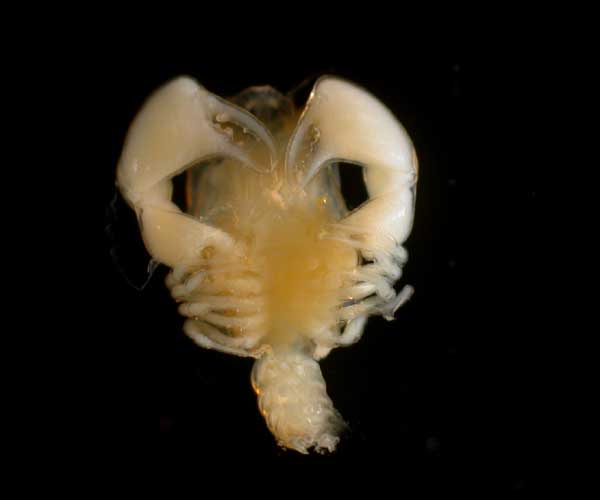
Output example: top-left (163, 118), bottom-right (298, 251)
top-left (116, 76), bottom-right (418, 453)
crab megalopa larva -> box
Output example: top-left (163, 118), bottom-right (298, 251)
top-left (116, 75), bottom-right (418, 453)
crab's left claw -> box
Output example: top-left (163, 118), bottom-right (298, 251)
top-left (116, 76), bottom-right (275, 268)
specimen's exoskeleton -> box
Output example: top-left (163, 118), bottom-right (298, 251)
top-left (116, 76), bottom-right (418, 453)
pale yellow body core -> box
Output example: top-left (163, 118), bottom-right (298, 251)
top-left (259, 200), bottom-right (356, 347)
top-left (188, 156), bottom-right (357, 352)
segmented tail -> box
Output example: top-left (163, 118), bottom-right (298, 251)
top-left (251, 350), bottom-right (345, 454)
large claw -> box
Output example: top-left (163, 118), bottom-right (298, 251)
top-left (286, 76), bottom-right (418, 251)
top-left (116, 76), bottom-right (275, 267)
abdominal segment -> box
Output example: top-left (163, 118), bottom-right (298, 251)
top-left (251, 349), bottom-right (345, 454)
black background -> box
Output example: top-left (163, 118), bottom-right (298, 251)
top-left (69, 38), bottom-right (548, 494)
